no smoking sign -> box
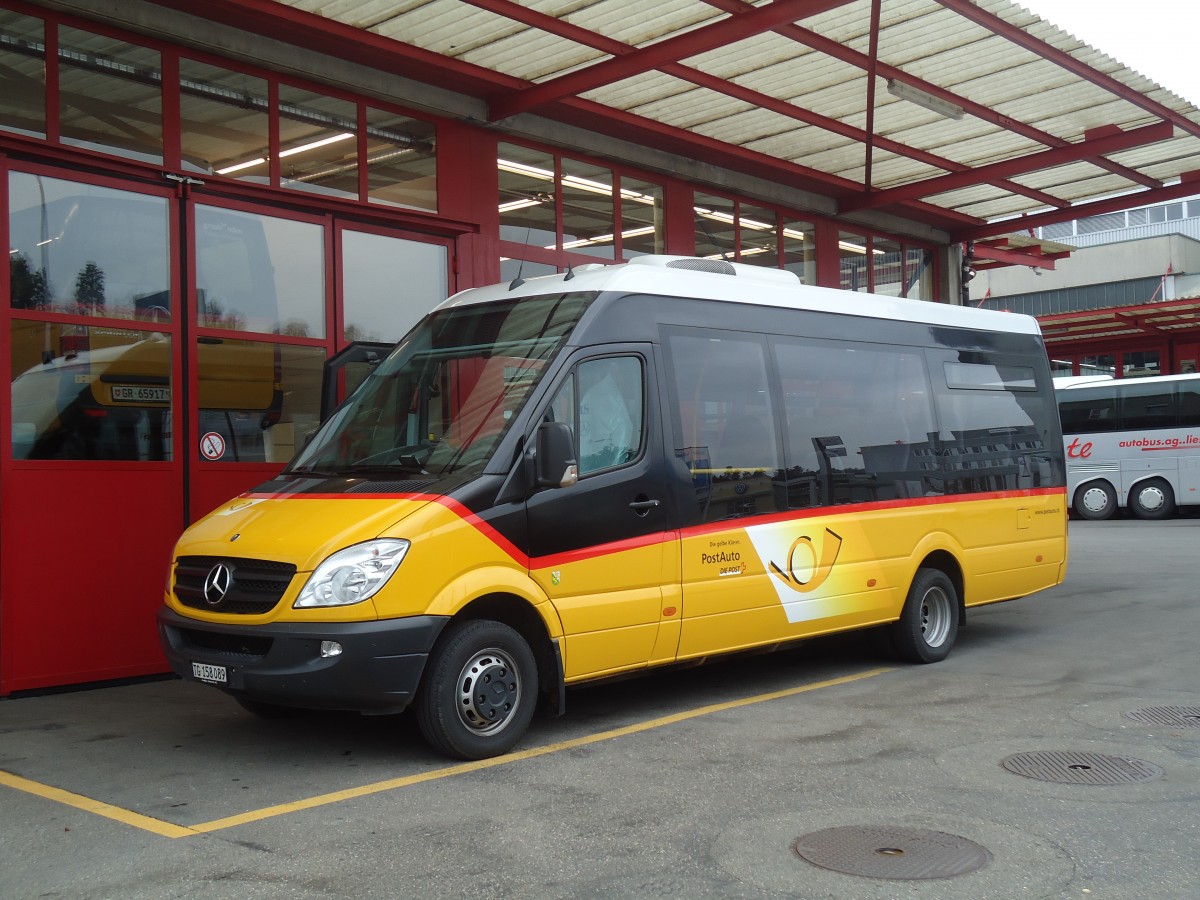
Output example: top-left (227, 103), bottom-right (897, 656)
top-left (200, 431), bottom-right (226, 460)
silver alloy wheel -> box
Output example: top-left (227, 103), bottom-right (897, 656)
top-left (456, 647), bottom-right (522, 735)
top-left (1136, 483), bottom-right (1166, 512)
top-left (1081, 485), bottom-right (1112, 515)
top-left (920, 585), bottom-right (954, 649)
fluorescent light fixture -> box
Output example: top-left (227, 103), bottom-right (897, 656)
top-left (497, 158), bottom-right (554, 180)
top-left (886, 79), bottom-right (963, 121)
top-left (216, 156), bottom-right (266, 175)
top-left (498, 198), bottom-right (543, 213)
top-left (279, 131), bottom-right (356, 158)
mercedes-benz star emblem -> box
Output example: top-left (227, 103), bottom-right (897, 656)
top-left (203, 563), bottom-right (233, 606)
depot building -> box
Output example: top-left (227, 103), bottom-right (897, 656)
top-left (3, 0), bottom-right (1199, 694)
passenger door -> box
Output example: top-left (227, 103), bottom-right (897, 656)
top-left (524, 348), bottom-right (681, 680)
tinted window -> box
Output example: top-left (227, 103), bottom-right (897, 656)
top-left (1059, 386), bottom-right (1118, 434)
top-left (1119, 382), bottom-right (1175, 430)
top-left (932, 350), bottom-right (1059, 493)
top-left (775, 339), bottom-right (936, 507)
top-left (665, 329), bottom-right (781, 522)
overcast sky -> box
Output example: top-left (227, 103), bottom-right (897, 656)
top-left (1020, 0), bottom-right (1199, 106)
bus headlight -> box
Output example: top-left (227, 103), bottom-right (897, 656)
top-left (294, 539), bottom-right (410, 608)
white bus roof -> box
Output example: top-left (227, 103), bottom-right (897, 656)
top-left (1057, 372), bottom-right (1200, 390)
top-left (440, 255), bottom-right (1043, 337)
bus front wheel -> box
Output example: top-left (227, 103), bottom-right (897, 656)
top-left (1130, 478), bottom-right (1175, 520)
top-left (1074, 481), bottom-right (1117, 520)
top-left (416, 619), bottom-right (538, 760)
top-left (891, 568), bottom-right (959, 664)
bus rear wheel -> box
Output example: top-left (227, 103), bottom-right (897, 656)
top-left (416, 619), bottom-right (537, 760)
top-left (1130, 478), bottom-right (1175, 520)
top-left (1074, 481), bottom-right (1117, 520)
top-left (891, 568), bottom-right (959, 664)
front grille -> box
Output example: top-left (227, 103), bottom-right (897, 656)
top-left (174, 556), bottom-right (296, 614)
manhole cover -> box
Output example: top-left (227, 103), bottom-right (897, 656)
top-left (1125, 706), bottom-right (1200, 728)
top-left (791, 826), bottom-right (990, 880)
top-left (1001, 751), bottom-right (1164, 784)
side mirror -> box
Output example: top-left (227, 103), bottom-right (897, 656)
top-left (535, 421), bottom-right (579, 488)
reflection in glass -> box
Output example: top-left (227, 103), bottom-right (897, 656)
top-left (782, 219), bottom-right (815, 284)
top-left (342, 230), bottom-right (447, 343)
top-left (180, 59), bottom-right (269, 181)
top-left (839, 231), bottom-right (870, 292)
top-left (11, 320), bottom-right (172, 460)
top-left (500, 258), bottom-right (556, 283)
top-left (58, 26), bottom-right (162, 164)
top-left (0, 11), bottom-right (45, 138)
top-left (366, 108), bottom-right (436, 211)
top-left (695, 193), bottom-right (735, 261)
top-left (498, 142), bottom-right (556, 247)
top-left (739, 204), bottom-right (777, 267)
top-left (905, 246), bottom-right (934, 300)
top-left (195, 205), bottom-right (324, 337)
top-left (278, 85), bottom-right (358, 199)
top-left (620, 177), bottom-right (663, 257)
top-left (8, 172), bottom-right (171, 320)
top-left (561, 158), bottom-right (614, 259)
top-left (872, 237), bottom-right (903, 297)
top-left (195, 338), bottom-right (325, 464)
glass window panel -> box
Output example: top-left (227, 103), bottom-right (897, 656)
top-left (739, 204), bottom-right (777, 267)
top-left (196, 338), bottom-right (325, 464)
top-left (342, 230), bottom-right (447, 343)
top-left (498, 143), bottom-right (556, 249)
top-left (782, 219), bottom-right (815, 284)
top-left (366, 108), bottom-right (436, 211)
top-left (1080, 354), bottom-right (1116, 377)
top-left (0, 11), bottom-right (45, 138)
top-left (278, 85), bottom-right (358, 200)
top-left (11, 320), bottom-right (172, 460)
top-left (180, 58), bottom-right (269, 181)
top-left (560, 158), bottom-right (614, 259)
top-left (1119, 382), bottom-right (1175, 430)
top-left (58, 26), bottom-right (161, 164)
top-left (8, 172), bottom-right (171, 320)
top-left (196, 205), bottom-right (324, 337)
top-left (1122, 349), bottom-right (1161, 377)
top-left (1177, 382), bottom-right (1200, 425)
top-left (694, 193), bottom-right (735, 261)
top-left (620, 177), bottom-right (663, 257)
top-left (666, 329), bottom-right (781, 522)
top-left (839, 232), bottom-right (870, 292)
top-left (576, 356), bottom-right (643, 475)
top-left (872, 237), bottom-right (903, 297)
top-left (1059, 386), bottom-right (1118, 435)
top-left (905, 246), bottom-right (935, 300)
top-left (776, 339), bottom-right (936, 507)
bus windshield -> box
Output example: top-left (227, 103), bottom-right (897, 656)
top-left (290, 291), bottom-right (595, 478)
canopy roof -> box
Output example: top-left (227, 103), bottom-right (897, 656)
top-left (159, 0), bottom-right (1200, 240)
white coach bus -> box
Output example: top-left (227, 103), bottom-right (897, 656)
top-left (1057, 373), bottom-right (1200, 519)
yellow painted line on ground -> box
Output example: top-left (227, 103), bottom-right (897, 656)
top-left (0, 769), bottom-right (198, 839)
top-left (1, 666), bottom-right (890, 839)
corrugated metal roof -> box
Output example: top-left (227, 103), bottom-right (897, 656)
top-left (269, 0), bottom-right (1200, 238)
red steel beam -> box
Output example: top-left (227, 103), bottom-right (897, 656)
top-left (952, 171), bottom-right (1200, 242)
top-left (470, 0), bottom-right (1065, 211)
top-left (972, 245), bottom-right (1064, 270)
top-left (936, 0), bottom-right (1200, 140)
top-left (842, 121), bottom-right (1173, 213)
top-left (487, 0), bottom-right (853, 121)
top-left (700, 0), bottom-right (1162, 190)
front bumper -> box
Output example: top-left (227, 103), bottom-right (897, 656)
top-left (157, 607), bottom-right (449, 714)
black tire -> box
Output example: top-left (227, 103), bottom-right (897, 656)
top-left (416, 619), bottom-right (538, 760)
top-left (1130, 478), bottom-right (1175, 520)
top-left (233, 696), bottom-right (305, 719)
top-left (890, 568), bottom-right (960, 664)
top-left (1073, 480), bottom-right (1117, 521)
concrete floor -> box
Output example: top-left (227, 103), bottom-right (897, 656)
top-left (1, 518), bottom-right (1198, 899)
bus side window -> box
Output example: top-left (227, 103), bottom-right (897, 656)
top-left (545, 356), bottom-right (644, 478)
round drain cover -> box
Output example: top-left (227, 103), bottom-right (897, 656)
top-left (1001, 751), bottom-right (1164, 784)
top-left (1125, 706), bottom-right (1200, 728)
top-left (791, 826), bottom-right (990, 880)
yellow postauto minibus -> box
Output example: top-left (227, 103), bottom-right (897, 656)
top-left (158, 256), bottom-right (1068, 759)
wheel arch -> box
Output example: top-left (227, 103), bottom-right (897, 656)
top-left (916, 548), bottom-right (965, 621)
top-left (448, 592), bottom-right (564, 715)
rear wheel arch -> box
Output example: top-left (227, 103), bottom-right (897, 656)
top-left (917, 549), bottom-right (965, 618)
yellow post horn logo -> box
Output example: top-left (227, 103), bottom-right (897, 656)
top-left (770, 528), bottom-right (843, 593)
